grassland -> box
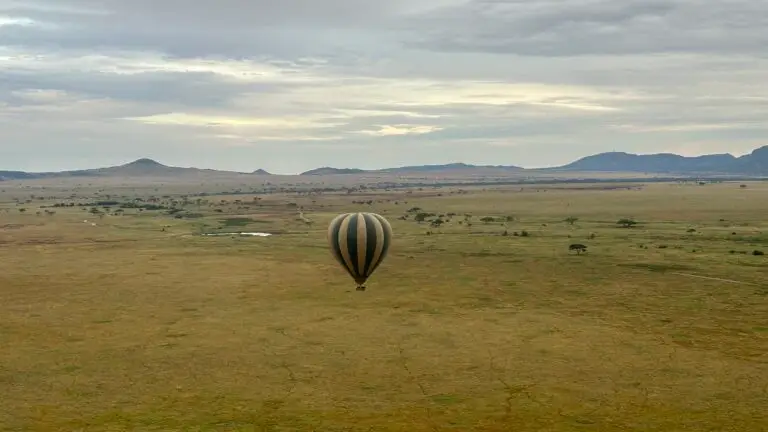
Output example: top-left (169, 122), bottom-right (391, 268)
top-left (1, 179), bottom-right (767, 431)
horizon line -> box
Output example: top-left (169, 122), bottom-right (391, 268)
top-left (1, 146), bottom-right (762, 175)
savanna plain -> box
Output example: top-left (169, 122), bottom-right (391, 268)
top-left (1, 178), bottom-right (767, 431)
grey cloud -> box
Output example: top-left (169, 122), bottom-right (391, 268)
top-left (1, 0), bottom-right (767, 172)
top-left (404, 0), bottom-right (768, 56)
top-left (0, 23), bottom-right (330, 59)
top-left (0, 0), bottom-right (413, 58)
top-left (0, 70), bottom-right (267, 108)
top-left (3, 0), bottom-right (407, 28)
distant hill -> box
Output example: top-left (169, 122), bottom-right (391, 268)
top-left (554, 145), bottom-right (768, 174)
top-left (0, 170), bottom-right (38, 181)
top-left (377, 162), bottom-right (522, 174)
top-left (2, 146), bottom-right (768, 180)
top-left (555, 152), bottom-right (737, 173)
top-left (300, 163), bottom-right (522, 176)
top-left (0, 158), bottom-right (252, 180)
top-left (65, 158), bottom-right (251, 178)
top-left (730, 145), bottom-right (768, 173)
top-left (301, 167), bottom-right (366, 175)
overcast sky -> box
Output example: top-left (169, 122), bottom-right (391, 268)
top-left (1, 0), bottom-right (767, 174)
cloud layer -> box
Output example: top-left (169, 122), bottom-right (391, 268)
top-left (1, 0), bottom-right (766, 173)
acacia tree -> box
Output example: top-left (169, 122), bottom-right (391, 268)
top-left (569, 244), bottom-right (587, 254)
top-left (617, 218), bottom-right (638, 228)
top-left (564, 216), bottom-right (579, 225)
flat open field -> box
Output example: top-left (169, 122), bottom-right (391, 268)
top-left (1, 180), bottom-right (767, 431)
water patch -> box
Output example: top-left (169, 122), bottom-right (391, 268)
top-left (202, 232), bottom-right (272, 237)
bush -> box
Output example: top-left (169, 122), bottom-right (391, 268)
top-left (617, 218), bottom-right (638, 228)
top-left (569, 244), bottom-right (587, 254)
top-left (564, 216), bottom-right (578, 225)
top-left (753, 250), bottom-right (764, 256)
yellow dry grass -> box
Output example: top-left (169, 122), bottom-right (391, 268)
top-left (1, 180), bottom-right (767, 431)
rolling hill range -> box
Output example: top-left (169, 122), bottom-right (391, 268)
top-left (300, 163), bottom-right (522, 176)
top-left (0, 158), bottom-right (272, 181)
top-left (551, 145), bottom-right (768, 174)
top-left (2, 146), bottom-right (767, 180)
top-left (300, 146), bottom-right (768, 176)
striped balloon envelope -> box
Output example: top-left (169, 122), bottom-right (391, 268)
top-left (327, 212), bottom-right (393, 291)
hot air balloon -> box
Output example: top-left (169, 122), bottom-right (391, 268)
top-left (327, 212), bottom-right (392, 291)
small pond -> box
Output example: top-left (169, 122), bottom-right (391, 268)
top-left (201, 232), bottom-right (272, 237)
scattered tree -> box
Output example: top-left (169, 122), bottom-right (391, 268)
top-left (569, 244), bottom-right (587, 254)
top-left (564, 216), bottom-right (579, 225)
top-left (617, 218), bottom-right (638, 228)
top-left (414, 213), bottom-right (431, 223)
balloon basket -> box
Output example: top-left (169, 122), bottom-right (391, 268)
top-left (356, 285), bottom-right (366, 291)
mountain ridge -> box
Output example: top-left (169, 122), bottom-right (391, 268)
top-left (553, 146), bottom-right (768, 174)
top-left (2, 146), bottom-right (767, 180)
top-left (0, 158), bottom-right (271, 180)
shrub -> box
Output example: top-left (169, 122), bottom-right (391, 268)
top-left (617, 218), bottom-right (638, 228)
top-left (564, 216), bottom-right (578, 225)
top-left (569, 244), bottom-right (587, 254)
